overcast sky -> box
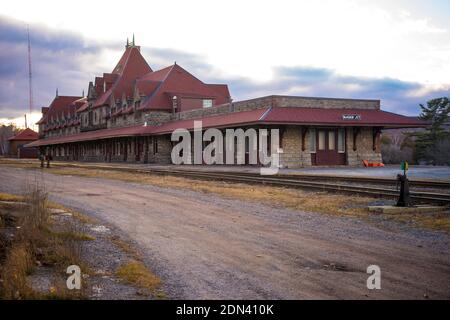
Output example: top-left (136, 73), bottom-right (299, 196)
top-left (1, 0), bottom-right (449, 128)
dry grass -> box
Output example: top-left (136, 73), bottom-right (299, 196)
top-left (115, 260), bottom-right (161, 294)
top-left (47, 167), bottom-right (450, 232)
top-left (2, 159), bottom-right (449, 231)
top-left (44, 167), bottom-right (373, 217)
top-left (381, 211), bottom-right (450, 231)
top-left (0, 243), bottom-right (35, 299)
top-left (47, 202), bottom-right (97, 224)
top-left (111, 236), bottom-right (165, 297)
top-left (42, 227), bottom-right (95, 242)
top-left (0, 188), bottom-right (89, 299)
top-left (110, 236), bottom-right (141, 260)
top-left (0, 192), bottom-right (24, 202)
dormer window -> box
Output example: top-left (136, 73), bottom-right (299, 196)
top-left (202, 99), bottom-right (213, 108)
top-left (172, 96), bottom-right (178, 112)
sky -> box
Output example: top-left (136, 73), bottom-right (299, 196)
top-left (0, 0), bottom-right (449, 129)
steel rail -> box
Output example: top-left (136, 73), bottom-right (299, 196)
top-left (48, 162), bottom-right (450, 204)
top-left (2, 159), bottom-right (449, 204)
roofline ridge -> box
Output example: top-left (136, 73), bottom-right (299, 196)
top-left (141, 64), bottom-right (176, 110)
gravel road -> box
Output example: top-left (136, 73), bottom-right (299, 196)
top-left (1, 167), bottom-right (449, 299)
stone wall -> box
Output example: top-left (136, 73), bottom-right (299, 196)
top-left (169, 95), bottom-right (380, 123)
top-left (147, 136), bottom-right (172, 164)
top-left (279, 126), bottom-right (312, 168)
top-left (346, 127), bottom-right (382, 166)
top-left (272, 96), bottom-right (380, 110)
top-left (144, 111), bottom-right (172, 125)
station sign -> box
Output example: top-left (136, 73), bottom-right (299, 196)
top-left (342, 114), bottom-right (361, 121)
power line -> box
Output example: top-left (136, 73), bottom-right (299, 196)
top-left (27, 24), bottom-right (33, 128)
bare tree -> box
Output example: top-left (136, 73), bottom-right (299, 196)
top-left (0, 124), bottom-right (20, 156)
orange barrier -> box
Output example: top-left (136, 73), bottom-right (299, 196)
top-left (362, 160), bottom-right (385, 167)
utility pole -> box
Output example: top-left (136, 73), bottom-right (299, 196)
top-left (27, 25), bottom-right (33, 129)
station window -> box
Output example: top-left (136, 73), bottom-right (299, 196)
top-left (338, 128), bottom-right (345, 153)
top-left (153, 137), bottom-right (158, 154)
top-left (202, 99), bottom-right (213, 108)
top-left (318, 130), bottom-right (325, 150)
top-left (309, 128), bottom-right (316, 153)
top-left (328, 131), bottom-right (335, 150)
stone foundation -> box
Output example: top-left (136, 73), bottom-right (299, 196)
top-left (44, 124), bottom-right (381, 167)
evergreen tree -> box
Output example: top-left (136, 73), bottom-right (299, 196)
top-left (413, 97), bottom-right (450, 164)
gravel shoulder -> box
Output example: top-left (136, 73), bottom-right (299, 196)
top-left (1, 166), bottom-right (449, 299)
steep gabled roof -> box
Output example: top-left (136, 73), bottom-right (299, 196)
top-left (139, 63), bottom-right (230, 110)
top-left (112, 46), bottom-right (153, 75)
top-left (93, 46), bottom-right (153, 108)
top-left (36, 95), bottom-right (82, 124)
top-left (8, 128), bottom-right (38, 141)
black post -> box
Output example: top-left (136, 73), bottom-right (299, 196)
top-left (396, 174), bottom-right (411, 207)
top-left (40, 155), bottom-right (44, 168)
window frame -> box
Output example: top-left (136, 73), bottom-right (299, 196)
top-left (328, 130), bottom-right (336, 150)
top-left (309, 128), bottom-right (316, 153)
top-left (338, 128), bottom-right (346, 153)
top-left (318, 130), bottom-right (326, 151)
top-left (202, 99), bottom-right (213, 108)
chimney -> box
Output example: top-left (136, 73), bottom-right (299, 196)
top-left (41, 107), bottom-right (49, 115)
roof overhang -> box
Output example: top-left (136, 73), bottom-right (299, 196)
top-left (26, 107), bottom-right (427, 147)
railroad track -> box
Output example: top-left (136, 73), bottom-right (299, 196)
top-left (3, 159), bottom-right (450, 204)
top-left (145, 169), bottom-right (450, 204)
top-left (49, 162), bottom-right (450, 204)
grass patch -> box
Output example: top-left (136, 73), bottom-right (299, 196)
top-left (42, 167), bottom-right (373, 217)
top-left (115, 260), bottom-right (161, 294)
top-left (3, 159), bottom-right (449, 232)
top-left (47, 202), bottom-right (97, 225)
top-left (42, 228), bottom-right (95, 241)
top-left (47, 167), bottom-right (450, 232)
top-left (110, 236), bottom-right (141, 260)
top-left (0, 192), bottom-right (24, 202)
top-left (0, 189), bottom-right (89, 299)
top-left (0, 243), bottom-right (35, 299)
top-left (380, 211), bottom-right (450, 232)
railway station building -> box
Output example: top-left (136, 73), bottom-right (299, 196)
top-left (27, 40), bottom-right (426, 167)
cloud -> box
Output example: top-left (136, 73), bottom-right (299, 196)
top-left (206, 67), bottom-right (450, 115)
top-left (0, 14), bottom-right (449, 127)
top-left (0, 15), bottom-right (108, 120)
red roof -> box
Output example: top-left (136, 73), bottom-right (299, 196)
top-left (93, 46), bottom-right (153, 108)
top-left (26, 125), bottom-right (149, 147)
top-left (8, 128), bottom-right (38, 141)
top-left (139, 64), bottom-right (231, 111)
top-left (27, 106), bottom-right (427, 147)
top-left (36, 96), bottom-right (83, 125)
top-left (263, 107), bottom-right (427, 127)
top-left (145, 107), bottom-right (270, 135)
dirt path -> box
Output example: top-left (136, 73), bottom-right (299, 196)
top-left (1, 167), bottom-right (449, 299)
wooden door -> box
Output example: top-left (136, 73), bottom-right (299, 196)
top-left (315, 129), bottom-right (345, 165)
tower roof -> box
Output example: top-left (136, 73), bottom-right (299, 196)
top-left (8, 128), bottom-right (38, 141)
top-left (36, 95), bottom-right (82, 124)
top-left (92, 44), bottom-right (153, 108)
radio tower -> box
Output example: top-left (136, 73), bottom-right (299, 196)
top-left (27, 25), bottom-right (33, 129)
